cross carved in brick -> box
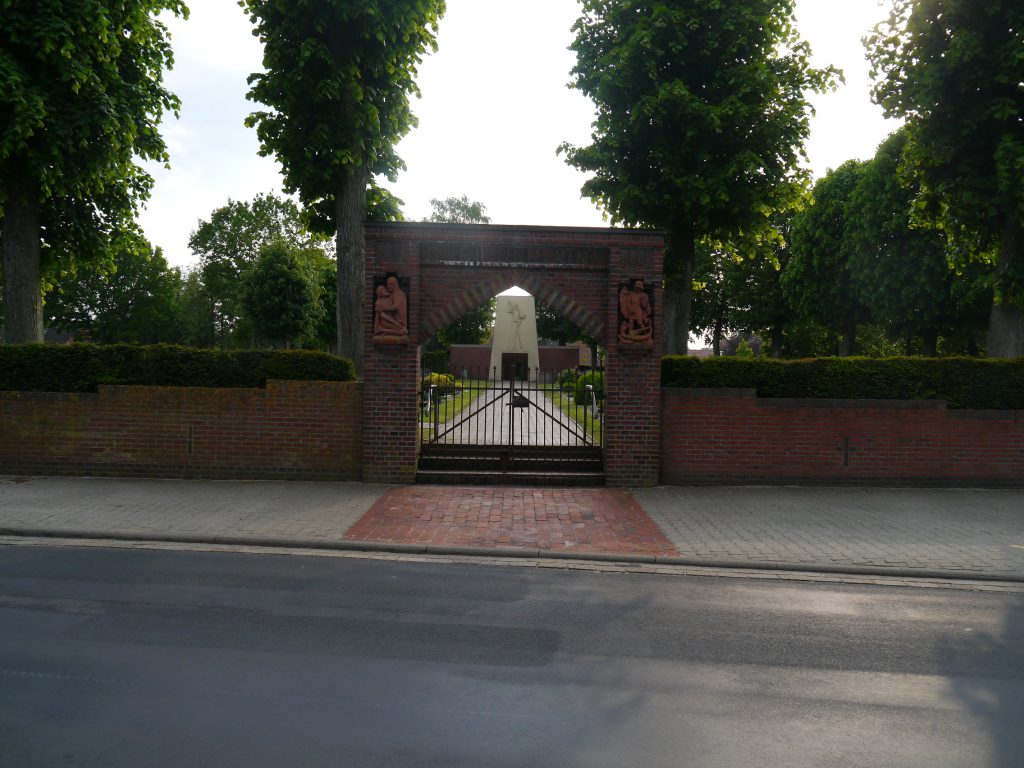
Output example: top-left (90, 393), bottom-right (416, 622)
top-left (836, 437), bottom-right (857, 467)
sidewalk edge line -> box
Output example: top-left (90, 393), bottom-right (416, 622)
top-left (1, 527), bottom-right (1021, 584)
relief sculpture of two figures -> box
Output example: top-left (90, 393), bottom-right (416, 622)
top-left (373, 275), bottom-right (409, 339)
top-left (618, 279), bottom-right (652, 345)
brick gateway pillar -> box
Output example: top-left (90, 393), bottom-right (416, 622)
top-left (362, 223), bottom-right (664, 486)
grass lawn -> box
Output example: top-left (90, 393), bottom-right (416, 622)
top-left (544, 386), bottom-right (603, 444)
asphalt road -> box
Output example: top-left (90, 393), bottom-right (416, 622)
top-left (1, 545), bottom-right (1022, 768)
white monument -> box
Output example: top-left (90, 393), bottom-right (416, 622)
top-left (489, 294), bottom-right (540, 380)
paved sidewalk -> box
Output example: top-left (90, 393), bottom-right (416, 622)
top-left (1, 476), bottom-right (1022, 580)
top-left (0, 476), bottom-right (386, 546)
top-left (636, 486), bottom-right (1024, 579)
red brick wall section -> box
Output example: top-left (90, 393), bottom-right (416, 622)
top-left (539, 347), bottom-right (582, 372)
top-left (0, 381), bottom-right (363, 480)
top-left (660, 388), bottom-right (1024, 487)
top-left (448, 345), bottom-right (492, 375)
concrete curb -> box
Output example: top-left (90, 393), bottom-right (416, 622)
top-left (2, 526), bottom-right (1021, 584)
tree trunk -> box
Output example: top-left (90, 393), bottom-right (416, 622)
top-left (712, 315), bottom-right (723, 356)
top-left (986, 218), bottom-right (1024, 359)
top-left (770, 324), bottom-right (783, 358)
top-left (335, 164), bottom-right (369, 372)
top-left (662, 223), bottom-right (696, 355)
top-left (839, 316), bottom-right (857, 357)
top-left (921, 329), bottom-right (938, 358)
top-left (1, 176), bottom-right (43, 344)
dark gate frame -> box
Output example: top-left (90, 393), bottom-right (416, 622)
top-left (361, 222), bottom-right (664, 487)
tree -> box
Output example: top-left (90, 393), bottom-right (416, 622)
top-left (730, 214), bottom-right (800, 358)
top-left (241, 0), bottom-right (446, 371)
top-left (241, 241), bottom-right (321, 349)
top-left (690, 241), bottom-right (745, 356)
top-left (0, 0), bottom-right (187, 343)
top-left (783, 161), bottom-right (873, 356)
top-left (45, 235), bottom-right (181, 344)
top-left (846, 131), bottom-right (964, 356)
top-left (427, 195), bottom-right (491, 224)
top-left (174, 268), bottom-right (217, 348)
top-left (188, 193), bottom-right (330, 345)
top-left (866, 0), bottom-right (1024, 357)
top-left (560, 0), bottom-right (837, 354)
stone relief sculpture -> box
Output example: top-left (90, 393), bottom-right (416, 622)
top-left (373, 275), bottom-right (409, 338)
top-left (508, 301), bottom-right (528, 352)
top-left (618, 278), bottom-right (653, 344)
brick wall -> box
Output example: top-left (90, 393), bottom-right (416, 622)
top-left (661, 388), bottom-right (1024, 487)
top-left (0, 380), bottom-right (363, 480)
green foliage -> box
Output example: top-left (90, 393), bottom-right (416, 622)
top-left (241, 0), bottom-right (446, 365)
top-left (242, 241), bottom-right (322, 348)
top-left (536, 299), bottom-right (592, 347)
top-left (0, 344), bottom-right (355, 393)
top-left (574, 371), bottom-right (604, 405)
top-left (44, 235), bottom-right (181, 345)
top-left (690, 241), bottom-right (746, 352)
top-left (867, 1), bottom-right (1024, 291)
top-left (421, 350), bottom-right (449, 374)
top-left (866, 0), bottom-right (1024, 355)
top-left (783, 161), bottom-right (872, 354)
top-left (557, 368), bottom-right (580, 390)
top-left (845, 130), bottom-right (992, 354)
top-left (0, 0), bottom-right (188, 342)
top-left (661, 356), bottom-right (1024, 409)
top-left (188, 193), bottom-right (331, 344)
top-left (173, 268), bottom-right (217, 348)
top-left (734, 340), bottom-right (754, 358)
top-left (433, 300), bottom-right (494, 347)
top-left (421, 372), bottom-right (457, 395)
top-left (426, 195), bottom-right (491, 224)
top-left (560, 0), bottom-right (838, 352)
top-left (242, 0), bottom-right (445, 197)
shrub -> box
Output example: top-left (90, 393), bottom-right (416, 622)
top-left (661, 356), bottom-right (1024, 410)
top-left (574, 370), bottom-right (604, 405)
top-left (557, 368), bottom-right (579, 389)
top-left (0, 344), bottom-right (355, 392)
top-left (421, 372), bottom-right (457, 395)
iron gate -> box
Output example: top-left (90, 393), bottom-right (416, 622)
top-left (417, 366), bottom-right (605, 484)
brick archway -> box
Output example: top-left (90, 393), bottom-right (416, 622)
top-left (362, 222), bottom-right (664, 486)
top-left (418, 270), bottom-right (605, 344)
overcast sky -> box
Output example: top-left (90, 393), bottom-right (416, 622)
top-left (139, 0), bottom-right (900, 269)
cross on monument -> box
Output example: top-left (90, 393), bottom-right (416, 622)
top-left (836, 437), bottom-right (857, 467)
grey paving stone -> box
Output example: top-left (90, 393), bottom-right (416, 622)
top-left (0, 476), bottom-right (389, 543)
top-left (634, 486), bottom-right (1024, 578)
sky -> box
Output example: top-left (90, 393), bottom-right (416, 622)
top-left (138, 0), bottom-right (900, 270)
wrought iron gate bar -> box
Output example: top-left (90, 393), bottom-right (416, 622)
top-left (419, 365), bottom-right (604, 460)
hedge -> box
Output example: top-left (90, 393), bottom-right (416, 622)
top-left (661, 356), bottom-right (1024, 410)
top-left (0, 344), bottom-right (356, 393)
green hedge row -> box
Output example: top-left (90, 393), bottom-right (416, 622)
top-left (0, 344), bottom-right (356, 393)
top-left (661, 356), bottom-right (1024, 410)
